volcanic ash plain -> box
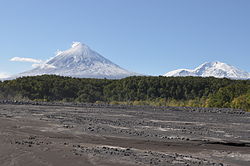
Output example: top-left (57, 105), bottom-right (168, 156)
top-left (0, 103), bottom-right (249, 166)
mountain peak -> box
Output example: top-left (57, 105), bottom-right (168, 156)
top-left (15, 42), bottom-right (138, 79)
top-left (55, 42), bottom-right (95, 58)
top-left (197, 61), bottom-right (224, 68)
top-left (71, 42), bottom-right (85, 48)
top-left (70, 42), bottom-right (90, 51)
top-left (164, 61), bottom-right (250, 79)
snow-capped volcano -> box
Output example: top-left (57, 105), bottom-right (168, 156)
top-left (164, 61), bottom-right (250, 79)
top-left (16, 42), bottom-right (138, 79)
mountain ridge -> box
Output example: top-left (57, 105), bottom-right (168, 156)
top-left (164, 61), bottom-right (250, 79)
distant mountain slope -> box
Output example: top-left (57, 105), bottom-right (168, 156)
top-left (15, 42), bottom-right (138, 79)
top-left (164, 61), bottom-right (250, 79)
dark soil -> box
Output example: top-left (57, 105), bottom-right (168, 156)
top-left (0, 103), bottom-right (249, 166)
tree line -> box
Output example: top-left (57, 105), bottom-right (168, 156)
top-left (0, 75), bottom-right (249, 111)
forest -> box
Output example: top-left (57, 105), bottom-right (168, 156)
top-left (0, 75), bottom-right (249, 111)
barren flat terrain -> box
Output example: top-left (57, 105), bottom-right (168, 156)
top-left (0, 103), bottom-right (249, 166)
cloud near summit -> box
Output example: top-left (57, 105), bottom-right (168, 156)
top-left (10, 57), bottom-right (43, 63)
top-left (10, 56), bottom-right (56, 69)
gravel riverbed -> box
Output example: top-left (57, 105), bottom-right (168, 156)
top-left (0, 103), bottom-right (249, 166)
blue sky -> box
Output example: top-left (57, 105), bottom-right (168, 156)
top-left (0, 0), bottom-right (250, 77)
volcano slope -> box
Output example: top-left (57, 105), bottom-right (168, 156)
top-left (0, 103), bottom-right (249, 166)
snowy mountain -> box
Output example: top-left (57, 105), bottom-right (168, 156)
top-left (15, 42), bottom-right (138, 79)
top-left (164, 61), bottom-right (250, 79)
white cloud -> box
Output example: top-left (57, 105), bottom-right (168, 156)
top-left (0, 73), bottom-right (10, 79)
top-left (10, 57), bottom-right (43, 63)
top-left (10, 54), bottom-right (57, 70)
top-left (10, 56), bottom-right (50, 69)
top-left (72, 41), bottom-right (81, 48)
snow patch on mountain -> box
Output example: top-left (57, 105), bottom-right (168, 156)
top-left (164, 61), bottom-right (250, 79)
